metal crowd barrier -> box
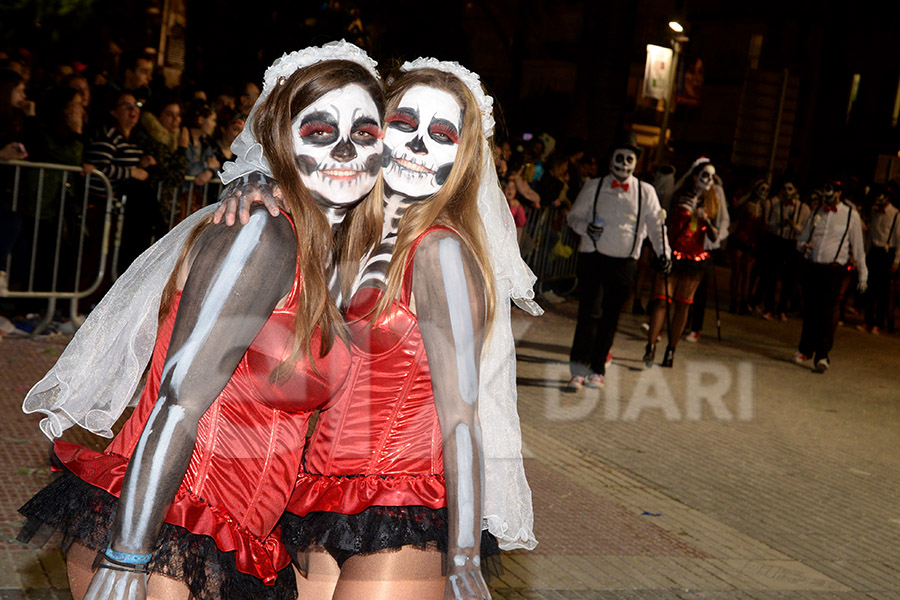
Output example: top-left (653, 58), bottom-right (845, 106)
top-left (1, 159), bottom-right (117, 335)
top-left (520, 204), bottom-right (580, 295)
top-left (158, 176), bottom-right (223, 231)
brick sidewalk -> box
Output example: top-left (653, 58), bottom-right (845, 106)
top-left (1, 288), bottom-right (899, 599)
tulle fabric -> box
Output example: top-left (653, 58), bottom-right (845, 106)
top-left (18, 472), bottom-right (297, 600)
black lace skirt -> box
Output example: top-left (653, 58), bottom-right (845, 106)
top-left (18, 472), bottom-right (297, 600)
top-left (279, 506), bottom-right (502, 579)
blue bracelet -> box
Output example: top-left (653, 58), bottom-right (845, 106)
top-left (105, 547), bottom-right (153, 565)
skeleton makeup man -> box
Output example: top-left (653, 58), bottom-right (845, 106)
top-left (609, 147), bottom-right (637, 182)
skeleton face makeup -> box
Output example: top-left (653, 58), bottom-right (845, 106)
top-left (383, 85), bottom-right (462, 198)
top-left (609, 149), bottom-right (637, 181)
top-left (292, 83), bottom-right (383, 208)
top-left (695, 164), bottom-right (716, 192)
top-left (784, 183), bottom-right (797, 199)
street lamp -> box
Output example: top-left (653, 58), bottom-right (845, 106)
top-left (654, 22), bottom-right (689, 166)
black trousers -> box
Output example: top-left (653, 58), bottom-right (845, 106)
top-left (864, 247), bottom-right (895, 329)
top-left (798, 261), bottom-right (845, 360)
top-left (759, 234), bottom-right (799, 314)
top-left (570, 252), bottom-right (637, 376)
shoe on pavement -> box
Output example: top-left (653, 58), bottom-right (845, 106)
top-left (585, 374), bottom-right (605, 389)
top-left (567, 375), bottom-right (584, 391)
top-left (762, 312), bottom-right (774, 321)
top-left (871, 326), bottom-right (880, 335)
top-left (791, 352), bottom-right (810, 364)
top-left (640, 322), bottom-right (650, 332)
top-left (855, 324), bottom-right (868, 333)
top-left (815, 357), bottom-right (830, 372)
top-left (684, 331), bottom-right (700, 343)
top-left (605, 351), bottom-right (613, 367)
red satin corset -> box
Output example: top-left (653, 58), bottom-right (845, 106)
top-left (55, 257), bottom-right (351, 584)
top-left (288, 227), bottom-right (454, 517)
top-left (669, 207), bottom-right (710, 261)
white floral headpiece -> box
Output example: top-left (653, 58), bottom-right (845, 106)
top-left (263, 39), bottom-right (380, 94)
top-left (400, 57), bottom-right (495, 137)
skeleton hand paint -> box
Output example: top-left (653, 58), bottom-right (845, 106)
top-left (609, 149), bottom-right (636, 181)
top-left (695, 164), bottom-right (716, 193)
top-left (411, 232), bottom-right (488, 600)
top-left (292, 83), bottom-right (382, 209)
top-left (383, 86), bottom-right (461, 198)
top-left (83, 567), bottom-right (146, 600)
top-left (215, 171), bottom-right (282, 225)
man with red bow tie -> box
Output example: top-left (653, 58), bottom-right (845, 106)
top-left (861, 185), bottom-right (899, 334)
top-left (565, 131), bottom-right (669, 390)
top-left (793, 180), bottom-right (867, 372)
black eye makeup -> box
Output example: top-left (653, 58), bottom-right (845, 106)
top-left (428, 118), bottom-right (459, 145)
top-left (385, 108), bottom-right (419, 132)
top-left (298, 111), bottom-right (339, 146)
top-left (351, 116), bottom-right (382, 146)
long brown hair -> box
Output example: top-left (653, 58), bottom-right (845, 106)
top-left (161, 60), bottom-right (384, 373)
top-left (349, 68), bottom-right (495, 328)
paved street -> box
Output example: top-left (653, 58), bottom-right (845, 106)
top-left (1, 271), bottom-right (899, 599)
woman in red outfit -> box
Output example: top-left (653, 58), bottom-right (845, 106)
top-left (644, 158), bottom-right (720, 367)
top-left (276, 60), bottom-right (536, 600)
top-left (18, 43), bottom-right (383, 600)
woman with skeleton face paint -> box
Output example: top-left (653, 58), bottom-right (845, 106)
top-left (18, 43), bottom-right (383, 600)
top-left (269, 61), bottom-right (537, 600)
top-left (643, 157), bottom-right (719, 367)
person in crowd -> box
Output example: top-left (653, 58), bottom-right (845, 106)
top-left (0, 68), bottom-right (36, 160)
top-left (506, 152), bottom-right (541, 210)
top-left (19, 42), bottom-right (384, 600)
top-left (758, 179), bottom-right (809, 320)
top-left (211, 113), bottom-right (243, 167)
top-left (184, 100), bottom-right (219, 189)
top-left (633, 163), bottom-right (678, 314)
top-left (684, 172), bottom-right (730, 342)
top-left (793, 180), bottom-right (867, 372)
top-left (859, 185), bottom-right (899, 334)
top-left (503, 177), bottom-right (527, 244)
top-left (644, 157), bottom-right (719, 367)
top-left (535, 153), bottom-right (570, 209)
top-left (728, 178), bottom-right (767, 314)
top-left (236, 81), bottom-right (260, 120)
top-left (563, 138), bottom-right (586, 204)
top-left (84, 90), bottom-right (159, 285)
top-left (92, 52), bottom-right (154, 124)
top-left (566, 131), bottom-right (669, 389)
top-left (132, 94), bottom-right (190, 227)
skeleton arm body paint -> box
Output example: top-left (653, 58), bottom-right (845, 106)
top-left (412, 232), bottom-right (490, 599)
top-left (87, 208), bottom-right (295, 597)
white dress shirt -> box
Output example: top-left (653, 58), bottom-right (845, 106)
top-left (797, 202), bottom-right (868, 283)
top-left (567, 175), bottom-right (670, 260)
top-left (866, 204), bottom-right (900, 266)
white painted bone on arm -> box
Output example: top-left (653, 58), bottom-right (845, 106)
top-left (412, 231), bottom-right (491, 599)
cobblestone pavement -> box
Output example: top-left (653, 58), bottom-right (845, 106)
top-left (1, 277), bottom-right (898, 599)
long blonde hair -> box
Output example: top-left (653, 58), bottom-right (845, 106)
top-left (162, 60), bottom-right (384, 375)
top-left (346, 68), bottom-right (495, 327)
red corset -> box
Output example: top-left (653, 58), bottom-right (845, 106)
top-left (669, 207), bottom-right (710, 261)
top-left (287, 227), bottom-right (455, 517)
top-left (56, 250), bottom-right (350, 585)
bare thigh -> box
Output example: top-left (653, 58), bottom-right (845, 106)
top-left (331, 546), bottom-right (445, 600)
top-left (66, 541), bottom-right (190, 600)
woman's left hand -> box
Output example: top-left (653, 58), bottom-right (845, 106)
top-left (445, 555), bottom-right (491, 600)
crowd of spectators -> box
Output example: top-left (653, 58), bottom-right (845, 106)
top-left (0, 47), bottom-right (252, 328)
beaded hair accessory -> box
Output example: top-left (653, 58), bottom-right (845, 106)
top-left (400, 57), bottom-right (495, 137)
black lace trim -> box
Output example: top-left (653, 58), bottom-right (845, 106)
top-left (279, 506), bottom-right (502, 579)
top-left (18, 472), bottom-right (297, 600)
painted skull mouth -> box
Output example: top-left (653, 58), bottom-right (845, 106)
top-left (392, 155), bottom-right (435, 175)
top-left (319, 168), bottom-right (365, 181)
